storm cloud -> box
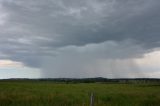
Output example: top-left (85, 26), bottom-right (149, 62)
top-left (0, 0), bottom-right (160, 78)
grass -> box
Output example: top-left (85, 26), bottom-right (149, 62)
top-left (0, 81), bottom-right (160, 106)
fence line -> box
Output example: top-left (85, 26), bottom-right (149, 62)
top-left (90, 92), bottom-right (94, 106)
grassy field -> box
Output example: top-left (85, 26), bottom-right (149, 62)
top-left (0, 81), bottom-right (160, 106)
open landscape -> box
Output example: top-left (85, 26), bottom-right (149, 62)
top-left (0, 79), bottom-right (160, 106)
top-left (0, 0), bottom-right (160, 106)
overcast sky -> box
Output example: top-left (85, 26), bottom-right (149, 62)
top-left (0, 0), bottom-right (160, 78)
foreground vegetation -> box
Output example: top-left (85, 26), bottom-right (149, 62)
top-left (0, 80), bottom-right (160, 106)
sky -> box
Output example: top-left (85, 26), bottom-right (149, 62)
top-left (0, 0), bottom-right (160, 78)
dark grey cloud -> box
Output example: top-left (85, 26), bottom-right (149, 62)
top-left (1, 0), bottom-right (160, 47)
top-left (0, 0), bottom-right (160, 77)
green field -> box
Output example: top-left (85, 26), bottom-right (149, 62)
top-left (0, 81), bottom-right (160, 106)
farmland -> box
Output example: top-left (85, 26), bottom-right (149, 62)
top-left (0, 80), bottom-right (160, 106)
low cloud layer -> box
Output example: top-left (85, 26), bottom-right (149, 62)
top-left (0, 0), bottom-right (160, 78)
